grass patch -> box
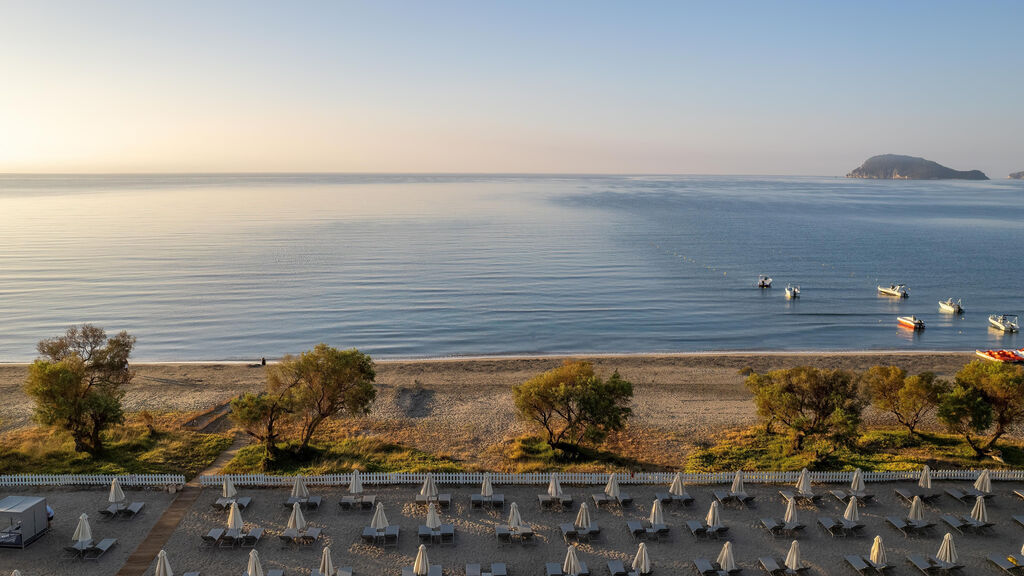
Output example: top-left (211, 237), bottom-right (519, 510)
top-left (0, 414), bottom-right (233, 479)
top-left (687, 426), bottom-right (1024, 472)
top-left (505, 435), bottom-right (665, 472)
top-left (222, 436), bottom-right (464, 475)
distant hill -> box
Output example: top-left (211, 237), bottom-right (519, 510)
top-left (846, 154), bottom-right (988, 180)
top-left (1011, 171), bottom-right (1024, 179)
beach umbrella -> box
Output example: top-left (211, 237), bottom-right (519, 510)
top-left (291, 475), bottom-right (309, 500)
top-left (287, 502), bottom-right (307, 532)
top-left (795, 468), bottom-right (812, 496)
top-left (507, 502), bottom-right (522, 531)
top-left (108, 478), bottom-right (126, 506)
top-left (649, 500), bottom-right (664, 526)
top-left (155, 549), bottom-right (173, 576)
top-left (850, 469), bottom-right (865, 493)
top-left (784, 540), bottom-right (802, 570)
top-left (870, 535), bottom-right (887, 566)
top-left (227, 501), bottom-right (244, 531)
top-left (908, 496), bottom-right (924, 522)
top-left (669, 472), bottom-right (686, 496)
top-left (918, 465), bottom-right (932, 489)
top-left (12, 571), bottom-right (22, 576)
top-left (970, 496), bottom-right (988, 523)
top-left (563, 545), bottom-right (583, 576)
top-left (936, 533), bottom-right (958, 564)
top-left (349, 469), bottom-right (363, 495)
top-left (605, 473), bottom-right (620, 498)
top-left (974, 469), bottom-right (991, 493)
top-left (783, 497), bottom-right (798, 525)
top-left (319, 546), bottom-right (336, 576)
top-left (574, 503), bottom-right (592, 530)
top-left (72, 513), bottom-right (92, 544)
top-left (844, 497), bottom-right (860, 522)
top-left (632, 542), bottom-right (651, 575)
top-left (548, 473), bottom-right (563, 498)
top-left (716, 542), bottom-right (736, 571)
top-left (426, 502), bottom-right (442, 530)
top-left (481, 472), bottom-right (493, 497)
top-left (706, 501), bottom-right (721, 528)
top-left (246, 549), bottom-right (265, 576)
top-left (420, 473), bottom-right (438, 498)
top-left (370, 503), bottom-right (389, 531)
top-left (730, 470), bottom-right (745, 495)
top-left (413, 544), bottom-right (430, 576)
top-left (222, 476), bottom-right (237, 499)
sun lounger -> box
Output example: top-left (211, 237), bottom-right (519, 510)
top-left (695, 557), bottom-right (739, 575)
top-left (120, 501), bottom-right (145, 518)
top-left (845, 555), bottom-right (871, 575)
top-left (471, 494), bottom-right (505, 509)
top-left (83, 538), bottom-right (117, 560)
top-left (941, 514), bottom-right (968, 534)
top-left (495, 525), bottom-right (511, 545)
top-left (467, 564), bottom-right (482, 576)
top-left (1015, 489), bottom-right (1024, 501)
top-left (240, 527), bottom-right (263, 547)
top-left (545, 561), bottom-right (589, 576)
top-left (895, 488), bottom-right (941, 503)
top-left (987, 554), bottom-right (1024, 574)
top-left (340, 495), bottom-right (376, 510)
top-left (908, 555), bottom-right (964, 574)
top-left (183, 572), bottom-right (200, 576)
top-left (219, 529), bottom-right (240, 548)
top-left (778, 490), bottom-right (819, 505)
top-left (655, 490), bottom-right (694, 505)
top-left (300, 527), bottom-right (321, 545)
top-left (286, 495), bottom-right (322, 510)
top-left (830, 489), bottom-right (875, 504)
top-left (761, 518), bottom-right (784, 537)
top-left (817, 517), bottom-right (844, 538)
top-left (687, 520), bottom-right (708, 537)
top-left (279, 529), bottom-right (298, 547)
top-left (759, 557), bottom-right (784, 575)
top-left (714, 490), bottom-right (754, 507)
top-left (945, 487), bottom-right (993, 503)
top-left (560, 522), bottom-right (578, 543)
top-left (415, 493), bottom-right (452, 508)
top-left (617, 492), bottom-right (633, 506)
top-left (98, 504), bottom-right (119, 519)
top-left (63, 541), bottom-right (91, 559)
top-left (201, 528), bottom-right (223, 547)
top-left (627, 520), bottom-right (645, 540)
top-left (591, 493), bottom-right (610, 507)
top-left (491, 563), bottom-right (508, 576)
top-left (265, 571), bottom-right (283, 576)
top-left (383, 525), bottom-right (399, 548)
top-left (402, 566), bottom-right (442, 576)
top-left (841, 518), bottom-right (865, 535)
top-left (360, 526), bottom-right (377, 544)
top-left (608, 560), bottom-right (628, 576)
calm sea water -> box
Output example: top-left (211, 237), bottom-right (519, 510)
top-left (0, 174), bottom-right (1021, 361)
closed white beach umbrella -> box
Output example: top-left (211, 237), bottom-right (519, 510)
top-left (12, 571), bottom-right (22, 576)
top-left (563, 545), bottom-right (583, 576)
top-left (319, 546), bottom-right (336, 576)
top-left (869, 535), bottom-right (887, 566)
top-left (908, 496), bottom-right (924, 522)
top-left (287, 502), bottom-right (307, 532)
top-left (413, 544), bottom-right (430, 576)
top-left (716, 541), bottom-right (736, 571)
top-left (548, 473), bottom-right (563, 498)
top-left (481, 472), bottom-right (494, 497)
top-left (604, 473), bottom-right (620, 498)
top-left (507, 502), bottom-right (523, 531)
top-left (918, 465), bottom-right (932, 489)
top-left (227, 501), bottom-right (244, 531)
top-left (420, 473), bottom-right (438, 498)
top-left (970, 496), bottom-right (988, 523)
top-left (349, 469), bottom-right (363, 495)
top-left (850, 469), bottom-right (865, 493)
top-left (246, 549), bottom-right (265, 576)
top-left (154, 549), bottom-right (173, 576)
top-left (669, 472), bottom-right (686, 496)
top-left (783, 497), bottom-right (798, 524)
top-left (706, 501), bottom-right (721, 528)
top-left (72, 513), bottom-right (92, 544)
top-left (974, 469), bottom-right (991, 493)
top-left (108, 478), bottom-right (126, 505)
top-left (574, 503), bottom-right (592, 530)
top-left (632, 542), bottom-right (651, 575)
top-left (425, 502), bottom-right (441, 530)
top-left (648, 499), bottom-right (664, 526)
top-left (795, 468), bottom-right (812, 496)
top-left (730, 470), bottom-right (745, 495)
top-left (370, 502), bottom-right (389, 531)
top-left (844, 496), bottom-right (860, 522)
top-left (291, 475), bottom-right (309, 499)
top-left (937, 533), bottom-right (958, 564)
top-left (784, 540), bottom-right (802, 570)
top-left (222, 476), bottom-right (237, 499)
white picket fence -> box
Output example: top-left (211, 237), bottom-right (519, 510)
top-left (199, 468), bottom-right (1024, 488)
top-left (0, 473), bottom-right (185, 488)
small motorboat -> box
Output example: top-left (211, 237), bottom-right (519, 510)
top-left (785, 284), bottom-right (800, 299)
top-left (938, 298), bottom-right (963, 314)
top-left (976, 349), bottom-right (1023, 363)
top-left (878, 284), bottom-right (909, 298)
top-left (989, 314), bottom-right (1020, 333)
top-left (758, 275), bottom-right (772, 288)
top-left (897, 316), bottom-right (925, 330)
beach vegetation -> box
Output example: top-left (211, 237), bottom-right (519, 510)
top-left (512, 360), bottom-right (633, 448)
top-left (23, 324), bottom-right (136, 454)
top-left (937, 360), bottom-right (1024, 457)
top-left (222, 436), bottom-right (460, 475)
top-left (861, 365), bottom-right (949, 436)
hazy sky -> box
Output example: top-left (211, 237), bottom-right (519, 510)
top-left (2, 1), bottom-right (1022, 176)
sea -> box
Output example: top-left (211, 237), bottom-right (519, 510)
top-left (0, 174), bottom-right (1021, 362)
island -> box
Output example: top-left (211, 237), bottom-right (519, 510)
top-left (1011, 171), bottom-right (1024, 179)
top-left (846, 154), bottom-right (988, 180)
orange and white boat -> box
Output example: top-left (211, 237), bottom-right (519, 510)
top-left (976, 349), bottom-right (1023, 363)
top-left (897, 316), bottom-right (924, 330)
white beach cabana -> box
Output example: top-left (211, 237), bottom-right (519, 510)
top-left (574, 503), bottom-right (592, 530)
top-left (426, 503), bottom-right (442, 530)
top-left (717, 541), bottom-right (736, 571)
top-left (785, 540), bottom-right (802, 570)
top-left (227, 501), bottom-right (244, 531)
top-left (291, 476), bottom-right (310, 500)
top-left (844, 497), bottom-right (860, 522)
top-left (632, 542), bottom-right (651, 575)
top-left (870, 535), bottom-right (886, 566)
top-left (246, 549), bottom-right (265, 576)
top-left (413, 544), bottom-right (430, 576)
top-left (563, 545), bottom-right (583, 576)
top-left (72, 513), bottom-right (92, 544)
top-left (319, 546), bottom-right (336, 576)
top-left (287, 502), bottom-right (307, 532)
top-left (937, 533), bottom-right (958, 564)
top-left (154, 549), bottom-right (173, 576)
top-left (370, 503), bottom-right (389, 531)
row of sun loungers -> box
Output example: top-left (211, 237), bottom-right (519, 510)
top-left (538, 494), bottom-right (574, 509)
top-left (592, 491), bottom-right (633, 507)
top-left (607, 559), bottom-right (649, 576)
top-left (908, 554), bottom-right (963, 574)
top-left (886, 516), bottom-right (935, 537)
top-left (760, 518), bottom-right (805, 538)
top-left (98, 501), bottom-right (145, 519)
top-left (945, 487), bottom-right (994, 503)
top-left (278, 527), bottom-right (322, 546)
top-left (817, 517), bottom-right (864, 538)
top-left (988, 553), bottom-right (1024, 574)
top-left (471, 494), bottom-right (505, 509)
top-left (560, 522), bottom-right (600, 543)
top-left (495, 526), bottom-right (535, 544)
top-left (830, 490), bottom-right (875, 504)
top-left (200, 527), bottom-right (264, 548)
top-left (340, 495), bottom-right (377, 509)
top-left (694, 557), bottom-right (741, 575)
top-left (414, 493), bottom-right (452, 507)
top-left (656, 491), bottom-right (694, 505)
top-left (844, 554), bottom-right (891, 574)
top-left (940, 513), bottom-right (993, 534)
top-left (402, 566), bottom-right (442, 576)
top-left (895, 488), bottom-right (942, 503)
top-left (760, 556), bottom-right (809, 575)
top-left (687, 520), bottom-right (729, 539)
top-left (714, 490), bottom-right (755, 507)
top-left (360, 526), bottom-right (400, 547)
top-left (212, 496), bottom-right (252, 510)
top-left (626, 520), bottom-right (669, 541)
top-left (417, 524), bottom-right (456, 544)
top-left (283, 495), bottom-right (322, 510)
top-left (63, 538), bottom-right (118, 560)
top-left (778, 491), bottom-right (819, 505)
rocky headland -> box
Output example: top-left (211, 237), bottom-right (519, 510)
top-left (846, 154), bottom-right (988, 180)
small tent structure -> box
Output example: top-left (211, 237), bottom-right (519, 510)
top-left (0, 496), bottom-right (49, 549)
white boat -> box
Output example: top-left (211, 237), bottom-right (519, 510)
top-left (897, 316), bottom-right (925, 330)
top-left (758, 275), bottom-right (772, 288)
top-left (785, 284), bottom-right (800, 299)
top-left (989, 314), bottom-right (1020, 333)
top-left (938, 298), bottom-right (963, 314)
top-left (878, 284), bottom-right (909, 298)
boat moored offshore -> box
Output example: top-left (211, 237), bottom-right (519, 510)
top-left (897, 315), bottom-right (925, 330)
top-left (785, 284), bottom-right (800, 299)
top-left (878, 284), bottom-right (909, 298)
top-left (989, 314), bottom-right (1020, 333)
top-left (938, 298), bottom-right (963, 314)
top-left (758, 275), bottom-right (772, 288)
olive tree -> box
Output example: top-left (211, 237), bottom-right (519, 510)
top-left (861, 365), bottom-right (949, 436)
top-left (938, 360), bottom-right (1024, 456)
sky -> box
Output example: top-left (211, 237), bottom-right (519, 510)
top-left (1, 1), bottom-right (1022, 176)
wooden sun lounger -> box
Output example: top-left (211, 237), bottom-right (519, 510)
top-left (987, 553), bottom-right (1024, 574)
top-left (83, 538), bottom-right (117, 560)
